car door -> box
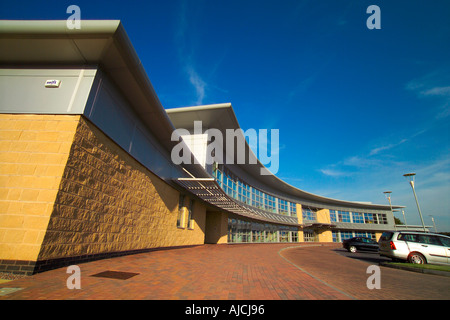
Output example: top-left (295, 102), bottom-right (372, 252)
top-left (366, 238), bottom-right (379, 251)
top-left (415, 235), bottom-right (448, 265)
top-left (354, 238), bottom-right (364, 250)
top-left (360, 238), bottom-right (370, 251)
top-left (437, 236), bottom-right (450, 265)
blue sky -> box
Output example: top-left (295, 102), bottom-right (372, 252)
top-left (1, 0), bottom-right (449, 231)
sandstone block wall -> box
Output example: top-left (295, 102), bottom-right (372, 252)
top-left (38, 117), bottom-right (207, 261)
top-left (0, 114), bottom-right (80, 264)
top-left (1, 114), bottom-right (207, 274)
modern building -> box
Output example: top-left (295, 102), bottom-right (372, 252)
top-left (0, 20), bottom-right (401, 275)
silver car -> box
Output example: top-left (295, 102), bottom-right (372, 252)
top-left (379, 231), bottom-right (450, 265)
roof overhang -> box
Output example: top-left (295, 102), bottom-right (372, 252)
top-left (0, 20), bottom-right (209, 179)
top-left (174, 178), bottom-right (300, 227)
top-left (302, 223), bottom-right (336, 229)
top-left (167, 104), bottom-right (404, 211)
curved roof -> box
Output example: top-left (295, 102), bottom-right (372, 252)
top-left (167, 103), bottom-right (403, 211)
top-left (0, 20), bottom-right (401, 211)
top-left (0, 19), bottom-right (209, 179)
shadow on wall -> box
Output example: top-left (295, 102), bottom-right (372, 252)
top-left (38, 117), bottom-right (206, 261)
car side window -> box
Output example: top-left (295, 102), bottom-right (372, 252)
top-left (418, 235), bottom-right (442, 246)
top-left (439, 236), bottom-right (450, 247)
top-left (398, 233), bottom-right (418, 242)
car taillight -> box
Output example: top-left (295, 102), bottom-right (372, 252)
top-left (390, 241), bottom-right (396, 250)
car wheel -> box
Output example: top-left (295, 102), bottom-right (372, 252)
top-left (408, 252), bottom-right (426, 264)
top-left (349, 246), bottom-right (357, 253)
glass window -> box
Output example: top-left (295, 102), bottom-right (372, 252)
top-left (177, 194), bottom-right (185, 228)
top-left (338, 211), bottom-right (351, 223)
top-left (278, 199), bottom-right (289, 215)
top-left (291, 231), bottom-right (298, 242)
top-left (304, 230), bottom-right (316, 242)
top-left (289, 202), bottom-right (297, 217)
top-left (265, 194), bottom-right (276, 213)
top-left (252, 189), bottom-right (264, 209)
top-left (352, 212), bottom-right (364, 224)
top-left (187, 199), bottom-right (194, 229)
top-left (380, 232), bottom-right (394, 241)
top-left (340, 231), bottom-right (353, 240)
top-left (227, 218), bottom-right (300, 243)
top-left (332, 231), bottom-right (340, 242)
top-left (364, 213), bottom-right (377, 224)
top-left (377, 214), bottom-right (387, 224)
top-left (355, 232), bottom-right (366, 238)
top-left (418, 235), bottom-right (443, 246)
top-left (330, 210), bottom-right (337, 222)
top-left (438, 236), bottom-right (450, 247)
top-left (214, 168), bottom-right (298, 219)
top-left (302, 208), bottom-right (316, 221)
top-left (279, 231), bottom-right (289, 242)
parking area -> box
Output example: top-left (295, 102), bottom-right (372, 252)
top-left (0, 243), bottom-right (449, 300)
top-left (334, 247), bottom-right (392, 264)
top-left (281, 245), bottom-right (450, 300)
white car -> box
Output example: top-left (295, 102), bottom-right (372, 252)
top-left (379, 231), bottom-right (450, 265)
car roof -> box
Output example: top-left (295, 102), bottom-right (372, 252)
top-left (395, 231), bottom-right (450, 238)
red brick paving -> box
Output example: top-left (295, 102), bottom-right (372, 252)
top-left (280, 245), bottom-right (450, 300)
top-left (0, 243), bottom-right (448, 300)
top-left (0, 244), bottom-right (350, 300)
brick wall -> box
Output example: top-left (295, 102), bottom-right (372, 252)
top-left (0, 114), bottom-right (80, 263)
top-left (1, 114), bottom-right (207, 274)
top-left (38, 117), bottom-right (207, 261)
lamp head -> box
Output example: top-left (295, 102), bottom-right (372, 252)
top-left (403, 173), bottom-right (416, 183)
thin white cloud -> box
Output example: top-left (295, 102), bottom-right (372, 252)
top-left (420, 86), bottom-right (450, 97)
top-left (186, 65), bottom-right (206, 105)
top-left (406, 68), bottom-right (450, 119)
top-left (174, 0), bottom-right (208, 105)
top-left (436, 102), bottom-right (450, 119)
top-left (320, 168), bottom-right (351, 177)
top-left (369, 138), bottom-right (408, 156)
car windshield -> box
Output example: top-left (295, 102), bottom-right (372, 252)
top-left (379, 232), bottom-right (393, 241)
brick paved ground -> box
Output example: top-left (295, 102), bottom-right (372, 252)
top-left (0, 244), bottom-right (348, 300)
top-left (280, 245), bottom-right (450, 300)
top-left (0, 243), bottom-right (448, 300)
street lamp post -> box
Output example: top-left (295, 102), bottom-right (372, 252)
top-left (429, 215), bottom-right (437, 233)
top-left (401, 209), bottom-right (408, 228)
top-left (403, 173), bottom-right (426, 232)
top-left (392, 209), bottom-right (408, 229)
top-left (383, 191), bottom-right (395, 230)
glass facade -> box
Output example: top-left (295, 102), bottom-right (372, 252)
top-left (303, 230), bottom-right (317, 242)
top-left (214, 166), bottom-right (391, 244)
top-left (332, 231), bottom-right (376, 242)
top-left (338, 210), bottom-right (351, 223)
top-left (228, 218), bottom-right (299, 243)
top-left (302, 208), bottom-right (317, 221)
top-left (329, 210), bottom-right (388, 225)
top-left (214, 167), bottom-right (297, 217)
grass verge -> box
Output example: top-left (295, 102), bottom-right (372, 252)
top-left (385, 262), bottom-right (450, 272)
